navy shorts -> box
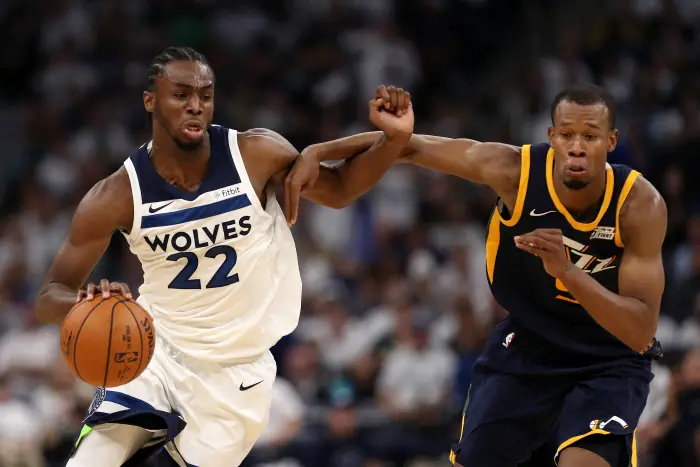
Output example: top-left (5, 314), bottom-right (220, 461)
top-left (450, 363), bottom-right (651, 466)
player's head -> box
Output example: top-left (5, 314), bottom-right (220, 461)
top-left (548, 83), bottom-right (618, 190)
top-left (144, 46), bottom-right (215, 152)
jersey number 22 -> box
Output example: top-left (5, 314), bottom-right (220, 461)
top-left (166, 245), bottom-right (239, 289)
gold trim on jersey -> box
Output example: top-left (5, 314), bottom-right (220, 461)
top-left (546, 148), bottom-right (615, 232)
top-left (449, 385), bottom-right (471, 465)
top-left (449, 413), bottom-right (466, 464)
top-left (555, 428), bottom-right (611, 462)
top-left (500, 144), bottom-right (531, 227)
top-left (614, 170), bottom-right (641, 248)
top-left (554, 427), bottom-right (637, 466)
top-left (486, 208), bottom-right (501, 284)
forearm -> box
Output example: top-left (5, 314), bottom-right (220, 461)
top-left (308, 133), bottom-right (410, 208)
top-left (559, 267), bottom-right (657, 352)
top-left (308, 131), bottom-right (387, 162)
top-left (336, 132), bottom-right (409, 192)
top-left (35, 282), bottom-right (79, 324)
top-left (308, 132), bottom-right (481, 166)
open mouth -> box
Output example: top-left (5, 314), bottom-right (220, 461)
top-left (183, 121), bottom-right (205, 139)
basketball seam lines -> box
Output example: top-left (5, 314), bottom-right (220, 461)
top-left (103, 301), bottom-right (117, 387)
top-left (72, 300), bottom-right (105, 383)
top-left (121, 300), bottom-right (145, 382)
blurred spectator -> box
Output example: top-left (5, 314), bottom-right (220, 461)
top-left (0, 0), bottom-right (698, 465)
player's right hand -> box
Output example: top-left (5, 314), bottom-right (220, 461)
top-left (77, 279), bottom-right (133, 302)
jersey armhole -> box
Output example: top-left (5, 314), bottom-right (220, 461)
top-left (123, 158), bottom-right (143, 241)
top-left (226, 129), bottom-right (269, 215)
top-left (614, 170), bottom-right (641, 248)
top-left (500, 144), bottom-right (531, 227)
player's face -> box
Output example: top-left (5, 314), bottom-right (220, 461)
top-left (547, 101), bottom-right (618, 190)
top-left (146, 60), bottom-right (215, 152)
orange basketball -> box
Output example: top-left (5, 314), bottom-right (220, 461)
top-left (60, 295), bottom-right (156, 388)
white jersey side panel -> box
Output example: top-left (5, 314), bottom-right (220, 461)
top-left (122, 127), bottom-right (301, 363)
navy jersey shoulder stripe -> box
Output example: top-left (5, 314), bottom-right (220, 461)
top-left (141, 194), bottom-right (252, 229)
top-left (128, 125), bottom-right (241, 204)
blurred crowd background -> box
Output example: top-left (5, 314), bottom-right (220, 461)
top-left (0, 0), bottom-right (699, 466)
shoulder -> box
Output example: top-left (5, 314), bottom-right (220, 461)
top-left (476, 142), bottom-right (527, 205)
top-left (619, 175), bottom-right (667, 251)
top-left (85, 166), bottom-right (132, 205)
top-left (237, 128), bottom-right (300, 185)
top-left (77, 166), bottom-right (134, 233)
top-left (237, 128), bottom-right (298, 158)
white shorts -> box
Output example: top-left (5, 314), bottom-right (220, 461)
top-left (78, 337), bottom-right (277, 467)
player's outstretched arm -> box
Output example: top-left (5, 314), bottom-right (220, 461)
top-left (34, 170), bottom-right (134, 324)
top-left (516, 177), bottom-right (666, 352)
top-left (281, 85), bottom-right (414, 223)
top-left (285, 129), bottom-right (523, 212)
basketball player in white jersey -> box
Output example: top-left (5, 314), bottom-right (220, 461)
top-left (34, 47), bottom-right (414, 467)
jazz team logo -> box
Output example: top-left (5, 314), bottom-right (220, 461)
top-left (555, 235), bottom-right (619, 304)
top-left (561, 236), bottom-right (617, 274)
top-left (590, 416), bottom-right (628, 430)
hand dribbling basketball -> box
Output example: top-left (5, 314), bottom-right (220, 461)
top-left (63, 279), bottom-right (155, 388)
top-left (76, 278), bottom-right (133, 302)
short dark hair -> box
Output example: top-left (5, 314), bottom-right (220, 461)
top-left (550, 83), bottom-right (616, 129)
top-left (146, 46), bottom-right (212, 91)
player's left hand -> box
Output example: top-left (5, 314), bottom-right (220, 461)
top-left (514, 229), bottom-right (573, 278)
top-left (370, 85), bottom-right (414, 140)
top-left (283, 146), bottom-right (322, 227)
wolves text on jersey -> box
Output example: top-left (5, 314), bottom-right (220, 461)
top-left (144, 216), bottom-right (252, 253)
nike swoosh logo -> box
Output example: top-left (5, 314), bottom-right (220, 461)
top-left (148, 201), bottom-right (174, 214)
top-left (239, 380), bottom-right (263, 391)
top-left (530, 209), bottom-right (557, 217)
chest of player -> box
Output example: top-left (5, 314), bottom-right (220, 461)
top-left (134, 189), bottom-right (272, 263)
top-left (516, 209), bottom-right (620, 267)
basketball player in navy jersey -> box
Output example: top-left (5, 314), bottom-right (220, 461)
top-left (34, 47), bottom-right (413, 467)
top-left (318, 84), bottom-right (666, 467)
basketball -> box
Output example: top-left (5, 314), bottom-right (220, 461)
top-left (60, 295), bottom-right (156, 388)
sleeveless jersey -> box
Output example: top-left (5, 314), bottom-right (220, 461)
top-left (121, 125), bottom-right (302, 363)
top-left (485, 142), bottom-right (645, 360)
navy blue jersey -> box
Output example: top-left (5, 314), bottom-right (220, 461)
top-left (484, 142), bottom-right (648, 362)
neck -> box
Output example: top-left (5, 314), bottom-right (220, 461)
top-left (150, 125), bottom-right (211, 190)
top-left (552, 168), bottom-right (607, 215)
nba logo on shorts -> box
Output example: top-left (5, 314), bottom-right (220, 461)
top-left (503, 332), bottom-right (515, 348)
top-left (87, 387), bottom-right (106, 417)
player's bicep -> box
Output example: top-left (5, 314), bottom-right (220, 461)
top-left (406, 137), bottom-right (520, 192)
top-left (44, 179), bottom-right (127, 289)
top-left (617, 180), bottom-right (667, 313)
top-left (618, 249), bottom-right (664, 313)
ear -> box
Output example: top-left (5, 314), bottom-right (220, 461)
top-left (143, 90), bottom-right (155, 114)
top-left (608, 129), bottom-right (619, 153)
top-left (547, 126), bottom-right (555, 146)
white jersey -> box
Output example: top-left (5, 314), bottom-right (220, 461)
top-left (121, 125), bottom-right (301, 363)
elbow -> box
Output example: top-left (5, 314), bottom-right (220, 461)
top-left (325, 182), bottom-right (354, 209)
top-left (325, 196), bottom-right (353, 210)
top-left (632, 316), bottom-right (659, 354)
top-left (34, 290), bottom-right (50, 324)
top-left (34, 285), bottom-right (58, 324)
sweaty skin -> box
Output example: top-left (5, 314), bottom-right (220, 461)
top-left (34, 64), bottom-right (413, 325)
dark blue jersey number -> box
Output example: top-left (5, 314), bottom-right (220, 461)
top-left (167, 245), bottom-right (240, 290)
